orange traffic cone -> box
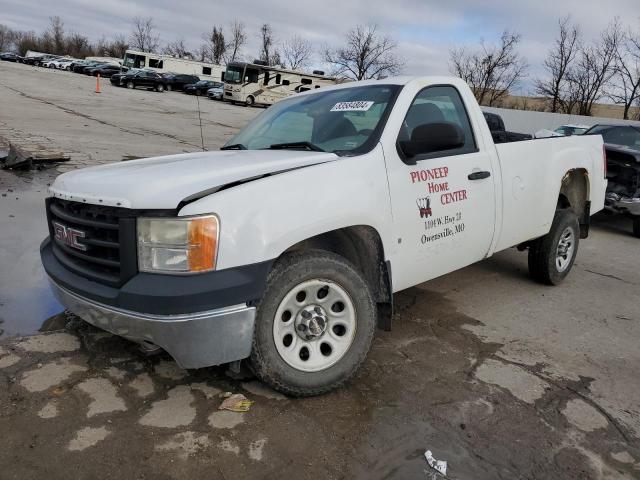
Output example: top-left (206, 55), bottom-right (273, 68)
top-left (95, 73), bottom-right (101, 94)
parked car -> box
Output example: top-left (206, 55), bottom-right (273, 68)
top-left (41, 76), bottom-right (607, 396)
top-left (183, 80), bottom-right (219, 95)
top-left (121, 70), bottom-right (166, 92)
top-left (41, 56), bottom-right (63, 68)
top-left (88, 64), bottom-right (126, 78)
top-left (163, 73), bottom-right (201, 91)
top-left (535, 124), bottom-right (590, 138)
top-left (73, 61), bottom-right (102, 74)
top-left (52, 58), bottom-right (75, 70)
top-left (207, 84), bottom-right (224, 100)
top-left (585, 124), bottom-right (640, 237)
top-left (483, 111), bottom-right (532, 143)
top-left (22, 55), bottom-right (50, 67)
top-left (0, 52), bottom-right (21, 62)
top-left (83, 63), bottom-right (110, 75)
top-left (71, 61), bottom-right (91, 73)
top-left (554, 124), bottom-right (589, 136)
top-left (110, 68), bottom-right (143, 86)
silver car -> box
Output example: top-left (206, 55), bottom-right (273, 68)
top-left (207, 85), bottom-right (224, 101)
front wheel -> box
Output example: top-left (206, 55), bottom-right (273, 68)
top-left (528, 209), bottom-right (580, 285)
top-left (632, 216), bottom-right (640, 238)
top-left (156, 83), bottom-right (164, 92)
top-left (245, 95), bottom-right (255, 107)
top-left (250, 250), bottom-right (376, 396)
top-left (126, 81), bottom-right (135, 89)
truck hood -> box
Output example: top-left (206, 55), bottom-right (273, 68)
top-left (50, 150), bottom-right (339, 209)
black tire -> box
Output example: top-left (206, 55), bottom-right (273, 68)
top-left (633, 216), bottom-right (640, 238)
top-left (528, 209), bottom-right (580, 285)
top-left (250, 250), bottom-right (377, 397)
top-left (245, 95), bottom-right (255, 107)
top-left (126, 81), bottom-right (135, 89)
top-left (156, 83), bottom-right (164, 92)
top-left (166, 84), bottom-right (172, 91)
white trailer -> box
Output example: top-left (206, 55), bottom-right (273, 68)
top-left (223, 61), bottom-right (340, 106)
top-left (122, 50), bottom-right (224, 81)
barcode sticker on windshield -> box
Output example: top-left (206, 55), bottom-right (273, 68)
top-left (331, 101), bottom-right (374, 112)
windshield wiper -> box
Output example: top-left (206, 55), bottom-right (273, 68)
top-left (267, 141), bottom-right (325, 152)
top-left (220, 143), bottom-right (247, 150)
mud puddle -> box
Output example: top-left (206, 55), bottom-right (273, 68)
top-left (0, 178), bottom-right (63, 338)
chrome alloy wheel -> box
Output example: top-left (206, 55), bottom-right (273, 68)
top-left (556, 226), bottom-right (575, 272)
top-left (273, 279), bottom-right (357, 372)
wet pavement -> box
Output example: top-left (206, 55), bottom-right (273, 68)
top-left (1, 61), bottom-right (640, 479)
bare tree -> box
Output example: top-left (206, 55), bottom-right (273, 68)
top-left (609, 26), bottom-right (640, 119)
top-left (0, 24), bottom-right (13, 52)
top-left (282, 35), bottom-right (313, 70)
top-left (14, 30), bottom-right (39, 56)
top-left (450, 31), bottom-right (528, 107)
top-left (258, 23), bottom-right (280, 65)
top-left (324, 24), bottom-right (403, 80)
top-left (566, 19), bottom-right (623, 115)
top-left (50, 16), bottom-right (66, 54)
top-left (164, 38), bottom-right (191, 58)
top-left (129, 16), bottom-right (160, 53)
top-left (202, 26), bottom-right (226, 64)
top-left (535, 17), bottom-right (581, 112)
top-left (104, 34), bottom-right (129, 59)
top-left (225, 20), bottom-right (246, 63)
top-left (66, 32), bottom-right (94, 58)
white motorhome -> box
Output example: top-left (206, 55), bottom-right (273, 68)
top-left (85, 56), bottom-right (122, 66)
top-left (224, 61), bottom-right (340, 106)
top-left (122, 50), bottom-right (224, 81)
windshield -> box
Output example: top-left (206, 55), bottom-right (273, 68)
top-left (223, 84), bottom-right (401, 155)
top-left (587, 125), bottom-right (640, 150)
top-left (225, 65), bottom-right (244, 84)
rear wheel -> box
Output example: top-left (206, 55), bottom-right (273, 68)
top-left (633, 216), bottom-right (640, 238)
top-left (250, 250), bottom-right (376, 396)
top-left (166, 84), bottom-right (172, 91)
top-left (126, 81), bottom-right (134, 89)
top-left (528, 209), bottom-right (580, 285)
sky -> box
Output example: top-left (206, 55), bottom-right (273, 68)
top-left (2, 0), bottom-right (639, 94)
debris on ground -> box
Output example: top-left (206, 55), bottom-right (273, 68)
top-left (2, 143), bottom-right (70, 170)
top-left (218, 393), bottom-right (254, 412)
top-left (425, 450), bottom-right (447, 477)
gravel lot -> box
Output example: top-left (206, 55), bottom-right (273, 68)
top-left (0, 60), bottom-right (639, 479)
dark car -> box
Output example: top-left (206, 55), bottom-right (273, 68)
top-left (483, 111), bottom-right (532, 143)
top-left (88, 64), bottom-right (126, 78)
top-left (183, 80), bottom-right (219, 95)
top-left (83, 62), bottom-right (109, 75)
top-left (585, 124), bottom-right (640, 237)
top-left (121, 70), bottom-right (166, 92)
top-left (21, 56), bottom-right (43, 65)
top-left (162, 74), bottom-right (201, 91)
top-left (0, 52), bottom-right (21, 62)
top-left (73, 61), bottom-right (100, 73)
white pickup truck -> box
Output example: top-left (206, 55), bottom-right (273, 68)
top-left (41, 76), bottom-right (607, 396)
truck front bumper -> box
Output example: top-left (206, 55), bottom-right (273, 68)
top-left (41, 238), bottom-right (272, 369)
top-left (49, 278), bottom-right (256, 369)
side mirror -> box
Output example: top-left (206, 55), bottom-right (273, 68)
top-left (400, 122), bottom-right (465, 158)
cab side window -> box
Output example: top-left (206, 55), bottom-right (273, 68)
top-left (399, 85), bottom-right (477, 159)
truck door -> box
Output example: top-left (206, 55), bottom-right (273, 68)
top-left (384, 85), bottom-right (496, 290)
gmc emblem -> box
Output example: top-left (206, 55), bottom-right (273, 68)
top-left (52, 221), bottom-right (87, 251)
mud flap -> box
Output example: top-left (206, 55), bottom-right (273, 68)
top-left (377, 260), bottom-right (394, 331)
top-left (579, 200), bottom-right (591, 239)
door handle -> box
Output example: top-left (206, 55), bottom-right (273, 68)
top-left (468, 171), bottom-right (491, 180)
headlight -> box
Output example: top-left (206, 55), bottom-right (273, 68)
top-left (137, 215), bottom-right (219, 274)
